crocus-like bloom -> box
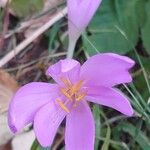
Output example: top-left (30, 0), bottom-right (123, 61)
top-left (8, 53), bottom-right (134, 149)
top-left (67, 0), bottom-right (102, 58)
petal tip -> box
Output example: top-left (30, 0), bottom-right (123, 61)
top-left (126, 109), bottom-right (134, 117)
top-left (127, 75), bottom-right (133, 83)
top-left (123, 101), bottom-right (134, 117)
top-left (38, 140), bottom-right (50, 148)
top-left (9, 124), bottom-right (18, 133)
top-left (128, 59), bottom-right (135, 69)
top-left (33, 126), bottom-right (53, 148)
top-left (8, 116), bottom-right (18, 133)
top-left (106, 53), bottom-right (135, 68)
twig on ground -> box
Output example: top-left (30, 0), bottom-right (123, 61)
top-left (0, 0), bottom-right (9, 49)
top-left (0, 7), bottom-right (67, 67)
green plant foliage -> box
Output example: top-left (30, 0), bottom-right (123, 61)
top-left (93, 105), bottom-right (101, 150)
top-left (31, 140), bottom-right (50, 150)
top-left (135, 0), bottom-right (146, 28)
top-left (129, 51), bottom-right (150, 100)
top-left (48, 22), bottom-right (61, 52)
top-left (141, 0), bottom-right (150, 54)
top-left (83, 0), bottom-right (149, 55)
top-left (116, 122), bottom-right (150, 150)
top-left (101, 126), bottom-right (111, 150)
top-left (10, 0), bottom-right (44, 18)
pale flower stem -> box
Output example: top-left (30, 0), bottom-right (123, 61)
top-left (67, 39), bottom-right (77, 58)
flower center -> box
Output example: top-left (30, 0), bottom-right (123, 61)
top-left (55, 77), bottom-right (86, 113)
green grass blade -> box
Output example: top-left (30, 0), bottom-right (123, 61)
top-left (117, 122), bottom-right (150, 150)
top-left (93, 105), bottom-right (101, 149)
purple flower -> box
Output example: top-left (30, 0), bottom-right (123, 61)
top-left (67, 0), bottom-right (102, 58)
top-left (8, 53), bottom-right (134, 149)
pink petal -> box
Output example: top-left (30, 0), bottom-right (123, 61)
top-left (80, 53), bottom-right (135, 87)
top-left (8, 82), bottom-right (59, 133)
top-left (34, 102), bottom-right (67, 147)
top-left (46, 59), bottom-right (81, 85)
top-left (86, 86), bottom-right (133, 116)
top-left (65, 101), bottom-right (95, 150)
top-left (68, 0), bottom-right (102, 41)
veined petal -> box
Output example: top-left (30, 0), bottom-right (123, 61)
top-left (65, 101), bottom-right (95, 150)
top-left (68, 0), bottom-right (102, 41)
top-left (8, 82), bottom-right (59, 133)
top-left (34, 101), bottom-right (67, 147)
top-left (46, 59), bottom-right (81, 85)
top-left (80, 53), bottom-right (135, 87)
top-left (86, 86), bottom-right (133, 116)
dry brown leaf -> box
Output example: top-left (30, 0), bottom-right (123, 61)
top-left (24, 0), bottom-right (64, 38)
top-left (0, 84), bottom-right (14, 113)
top-left (0, 70), bottom-right (19, 146)
top-left (0, 70), bottom-right (18, 92)
top-left (0, 70), bottom-right (19, 113)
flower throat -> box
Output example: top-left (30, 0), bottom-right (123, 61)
top-left (56, 77), bottom-right (86, 113)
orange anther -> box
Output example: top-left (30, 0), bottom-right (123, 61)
top-left (60, 77), bottom-right (72, 87)
top-left (60, 77), bottom-right (85, 104)
top-left (71, 80), bottom-right (84, 95)
top-left (56, 99), bottom-right (70, 113)
top-left (76, 92), bottom-right (86, 101)
top-left (60, 88), bottom-right (72, 100)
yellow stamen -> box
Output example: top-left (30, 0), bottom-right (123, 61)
top-left (60, 77), bottom-right (72, 87)
top-left (60, 88), bottom-right (72, 100)
top-left (71, 80), bottom-right (84, 95)
top-left (56, 99), bottom-right (70, 113)
top-left (76, 92), bottom-right (86, 101)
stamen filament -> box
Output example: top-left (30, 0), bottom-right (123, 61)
top-left (76, 92), bottom-right (86, 101)
top-left (71, 80), bottom-right (84, 95)
top-left (60, 77), bottom-right (72, 87)
top-left (59, 77), bottom-right (86, 108)
top-left (61, 88), bottom-right (72, 100)
top-left (56, 99), bottom-right (70, 113)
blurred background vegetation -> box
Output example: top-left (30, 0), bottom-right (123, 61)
top-left (0, 0), bottom-right (150, 150)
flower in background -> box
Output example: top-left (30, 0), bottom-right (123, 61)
top-left (67, 0), bottom-right (102, 58)
top-left (8, 53), bottom-right (134, 149)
